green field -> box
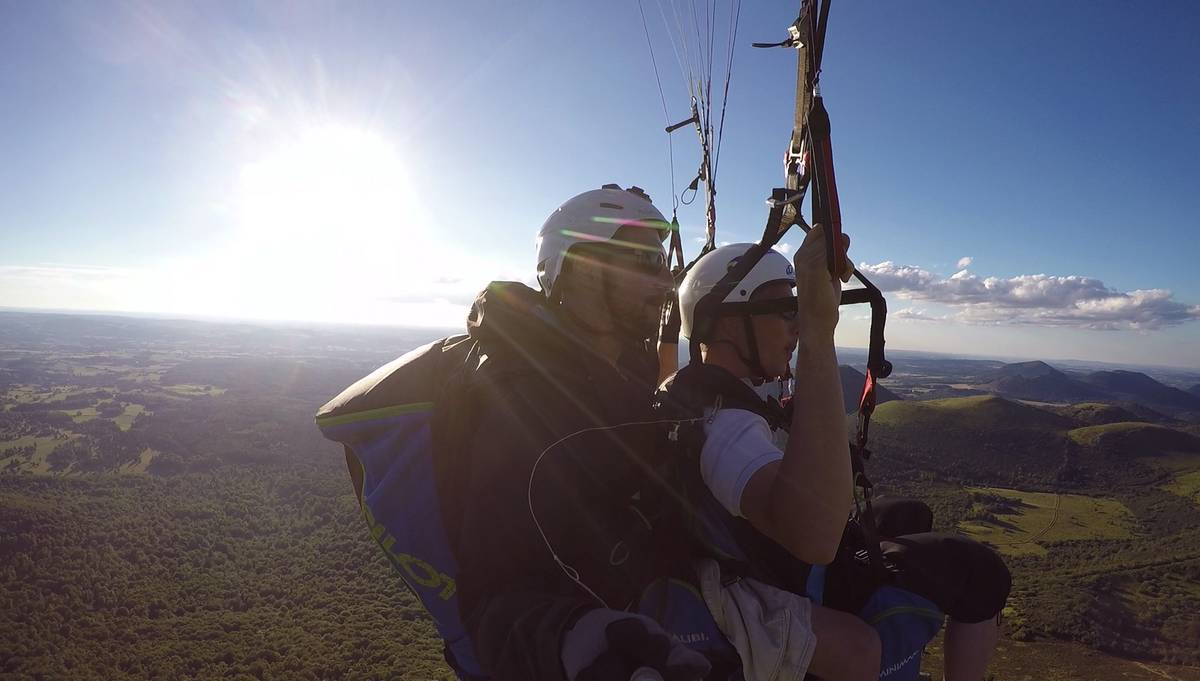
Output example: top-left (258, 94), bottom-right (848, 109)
top-left (1164, 470), bottom-right (1200, 506)
top-left (164, 383), bottom-right (227, 396)
top-left (116, 448), bottom-right (158, 474)
top-left (113, 403), bottom-right (146, 431)
top-left (0, 436), bottom-right (65, 473)
top-left (959, 487), bottom-right (1135, 556)
top-left (61, 406), bottom-right (100, 423)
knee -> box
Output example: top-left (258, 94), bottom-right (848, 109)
top-left (896, 533), bottom-right (1013, 623)
top-left (810, 607), bottom-right (881, 681)
top-left (859, 622), bottom-right (882, 681)
top-left (839, 617), bottom-right (881, 681)
top-left (950, 536), bottom-right (1012, 623)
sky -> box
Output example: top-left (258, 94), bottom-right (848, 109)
top-left (1, 1), bottom-right (1198, 368)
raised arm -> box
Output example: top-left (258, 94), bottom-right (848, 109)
top-left (742, 224), bottom-right (852, 565)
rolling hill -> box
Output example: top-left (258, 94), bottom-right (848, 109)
top-left (1067, 421), bottom-right (1200, 455)
top-left (868, 394), bottom-right (1200, 490)
top-left (868, 395), bottom-right (1077, 485)
top-left (872, 393), bottom-right (1075, 432)
top-left (1043, 402), bottom-right (1171, 427)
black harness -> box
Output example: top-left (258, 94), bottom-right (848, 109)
top-left (656, 363), bottom-right (813, 596)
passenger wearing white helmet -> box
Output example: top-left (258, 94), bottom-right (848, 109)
top-left (660, 227), bottom-right (1010, 681)
top-left (665, 227), bottom-right (884, 681)
top-left (678, 227), bottom-right (854, 564)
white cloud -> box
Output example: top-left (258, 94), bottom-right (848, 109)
top-left (857, 261), bottom-right (1200, 331)
top-left (892, 307), bottom-right (942, 322)
top-left (776, 243), bottom-right (793, 255)
top-left (957, 256), bottom-right (973, 269)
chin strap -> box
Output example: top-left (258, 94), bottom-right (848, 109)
top-left (704, 314), bottom-right (772, 383)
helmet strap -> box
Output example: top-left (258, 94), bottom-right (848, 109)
top-left (739, 314), bottom-right (770, 381)
top-left (706, 315), bottom-right (770, 382)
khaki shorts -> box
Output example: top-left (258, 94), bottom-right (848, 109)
top-left (696, 558), bottom-right (817, 681)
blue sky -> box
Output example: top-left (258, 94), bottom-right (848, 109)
top-left (1, 1), bottom-right (1198, 368)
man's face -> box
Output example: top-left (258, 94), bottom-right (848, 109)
top-left (715, 280), bottom-right (798, 379)
top-left (564, 223), bottom-right (672, 340)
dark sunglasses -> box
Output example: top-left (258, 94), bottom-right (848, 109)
top-left (737, 296), bottom-right (799, 321)
top-left (576, 243), bottom-right (668, 276)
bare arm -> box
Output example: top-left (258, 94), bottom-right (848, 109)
top-left (742, 224), bottom-right (852, 565)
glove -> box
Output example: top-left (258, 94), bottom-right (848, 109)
top-left (793, 224), bottom-right (852, 339)
top-left (562, 609), bottom-right (711, 681)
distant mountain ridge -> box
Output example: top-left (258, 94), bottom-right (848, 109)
top-left (983, 361), bottom-right (1109, 403)
top-left (1078, 370), bottom-right (1200, 414)
top-left (974, 361), bottom-right (1200, 418)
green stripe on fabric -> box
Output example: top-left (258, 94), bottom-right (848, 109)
top-left (867, 606), bottom-right (944, 625)
top-left (315, 402), bottom-right (434, 428)
top-left (667, 578), bottom-right (705, 601)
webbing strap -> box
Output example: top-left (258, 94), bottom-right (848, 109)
top-left (807, 94), bottom-right (846, 279)
top-left (668, 216), bottom-right (685, 272)
top-left (688, 241), bottom-right (771, 362)
top-left (851, 369), bottom-right (887, 581)
top-left (756, 0), bottom-right (893, 582)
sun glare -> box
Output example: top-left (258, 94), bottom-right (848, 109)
top-left (224, 124), bottom-right (440, 323)
top-left (237, 124), bottom-right (418, 250)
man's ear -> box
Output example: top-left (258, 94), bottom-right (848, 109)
top-left (710, 316), bottom-right (741, 346)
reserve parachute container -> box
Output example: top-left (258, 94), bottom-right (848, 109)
top-left (316, 334), bottom-right (484, 679)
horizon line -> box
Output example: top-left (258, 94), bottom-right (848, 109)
top-left (1, 304), bottom-right (1197, 374)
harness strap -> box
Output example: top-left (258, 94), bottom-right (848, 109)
top-left (807, 93), bottom-right (846, 279)
top-left (852, 366), bottom-right (888, 582)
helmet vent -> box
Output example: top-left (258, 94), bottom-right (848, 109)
top-left (598, 202), bottom-right (624, 210)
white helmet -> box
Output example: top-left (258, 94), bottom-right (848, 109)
top-left (536, 185), bottom-right (670, 297)
top-left (679, 242), bottom-right (795, 340)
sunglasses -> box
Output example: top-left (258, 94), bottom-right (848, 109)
top-left (575, 242), bottom-right (668, 277)
top-left (737, 296), bottom-right (799, 322)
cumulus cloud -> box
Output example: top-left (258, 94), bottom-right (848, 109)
top-left (776, 243), bottom-right (793, 255)
top-left (857, 261), bottom-right (1200, 330)
top-left (957, 256), bottom-right (973, 269)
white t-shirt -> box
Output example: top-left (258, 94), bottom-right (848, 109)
top-left (700, 407), bottom-right (784, 518)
